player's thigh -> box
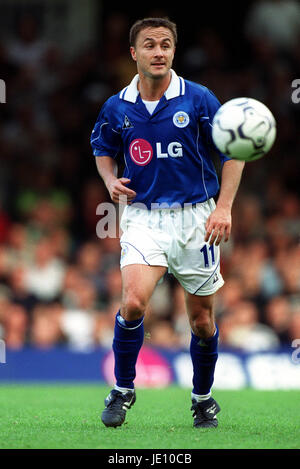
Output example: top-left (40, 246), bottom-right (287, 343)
top-left (121, 264), bottom-right (167, 319)
top-left (185, 291), bottom-right (216, 337)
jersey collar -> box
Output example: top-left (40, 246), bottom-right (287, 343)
top-left (119, 69), bottom-right (185, 103)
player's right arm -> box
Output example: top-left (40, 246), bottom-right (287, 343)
top-left (95, 156), bottom-right (136, 204)
top-left (91, 98), bottom-right (136, 204)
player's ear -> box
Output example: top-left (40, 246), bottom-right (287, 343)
top-left (130, 47), bottom-right (137, 62)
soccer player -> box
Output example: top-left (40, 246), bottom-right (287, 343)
top-left (91, 17), bottom-right (244, 428)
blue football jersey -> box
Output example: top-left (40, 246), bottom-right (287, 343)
top-left (91, 69), bottom-right (230, 209)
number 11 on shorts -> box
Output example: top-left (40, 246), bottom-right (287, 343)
top-left (200, 244), bottom-right (215, 268)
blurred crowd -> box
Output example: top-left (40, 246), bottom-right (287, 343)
top-left (0, 1), bottom-right (300, 353)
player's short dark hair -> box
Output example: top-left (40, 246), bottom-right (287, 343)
top-left (129, 17), bottom-right (177, 47)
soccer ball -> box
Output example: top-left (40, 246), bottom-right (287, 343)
top-left (212, 97), bottom-right (276, 162)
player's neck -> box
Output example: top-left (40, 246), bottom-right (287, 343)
top-left (137, 70), bottom-right (171, 101)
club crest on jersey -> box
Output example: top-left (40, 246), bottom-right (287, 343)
top-left (122, 115), bottom-right (134, 129)
top-left (173, 111), bottom-right (190, 128)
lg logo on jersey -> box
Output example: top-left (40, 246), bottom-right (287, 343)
top-left (157, 142), bottom-right (183, 158)
top-left (129, 139), bottom-right (182, 166)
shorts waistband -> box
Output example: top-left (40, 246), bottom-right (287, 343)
top-left (126, 199), bottom-right (214, 212)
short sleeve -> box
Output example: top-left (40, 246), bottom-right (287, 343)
top-left (90, 100), bottom-right (122, 158)
top-left (199, 88), bottom-right (231, 165)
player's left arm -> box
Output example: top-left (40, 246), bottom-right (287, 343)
top-left (199, 87), bottom-right (245, 245)
top-left (204, 159), bottom-right (245, 245)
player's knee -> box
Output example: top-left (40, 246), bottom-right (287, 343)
top-left (191, 313), bottom-right (214, 339)
top-left (121, 295), bottom-right (146, 321)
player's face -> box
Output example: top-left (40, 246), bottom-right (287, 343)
top-left (130, 27), bottom-right (175, 80)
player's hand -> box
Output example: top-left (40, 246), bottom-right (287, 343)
top-left (204, 206), bottom-right (231, 246)
top-left (107, 177), bottom-right (137, 204)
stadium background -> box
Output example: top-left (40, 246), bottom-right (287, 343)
top-left (0, 0), bottom-right (300, 389)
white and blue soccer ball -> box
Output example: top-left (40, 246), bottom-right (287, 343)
top-left (212, 97), bottom-right (276, 162)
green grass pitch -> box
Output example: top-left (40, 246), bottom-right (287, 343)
top-left (0, 384), bottom-right (299, 449)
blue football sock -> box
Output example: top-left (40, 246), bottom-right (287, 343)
top-left (190, 324), bottom-right (219, 396)
top-left (112, 310), bottom-right (144, 389)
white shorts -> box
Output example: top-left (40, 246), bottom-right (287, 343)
top-left (119, 199), bottom-right (224, 296)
